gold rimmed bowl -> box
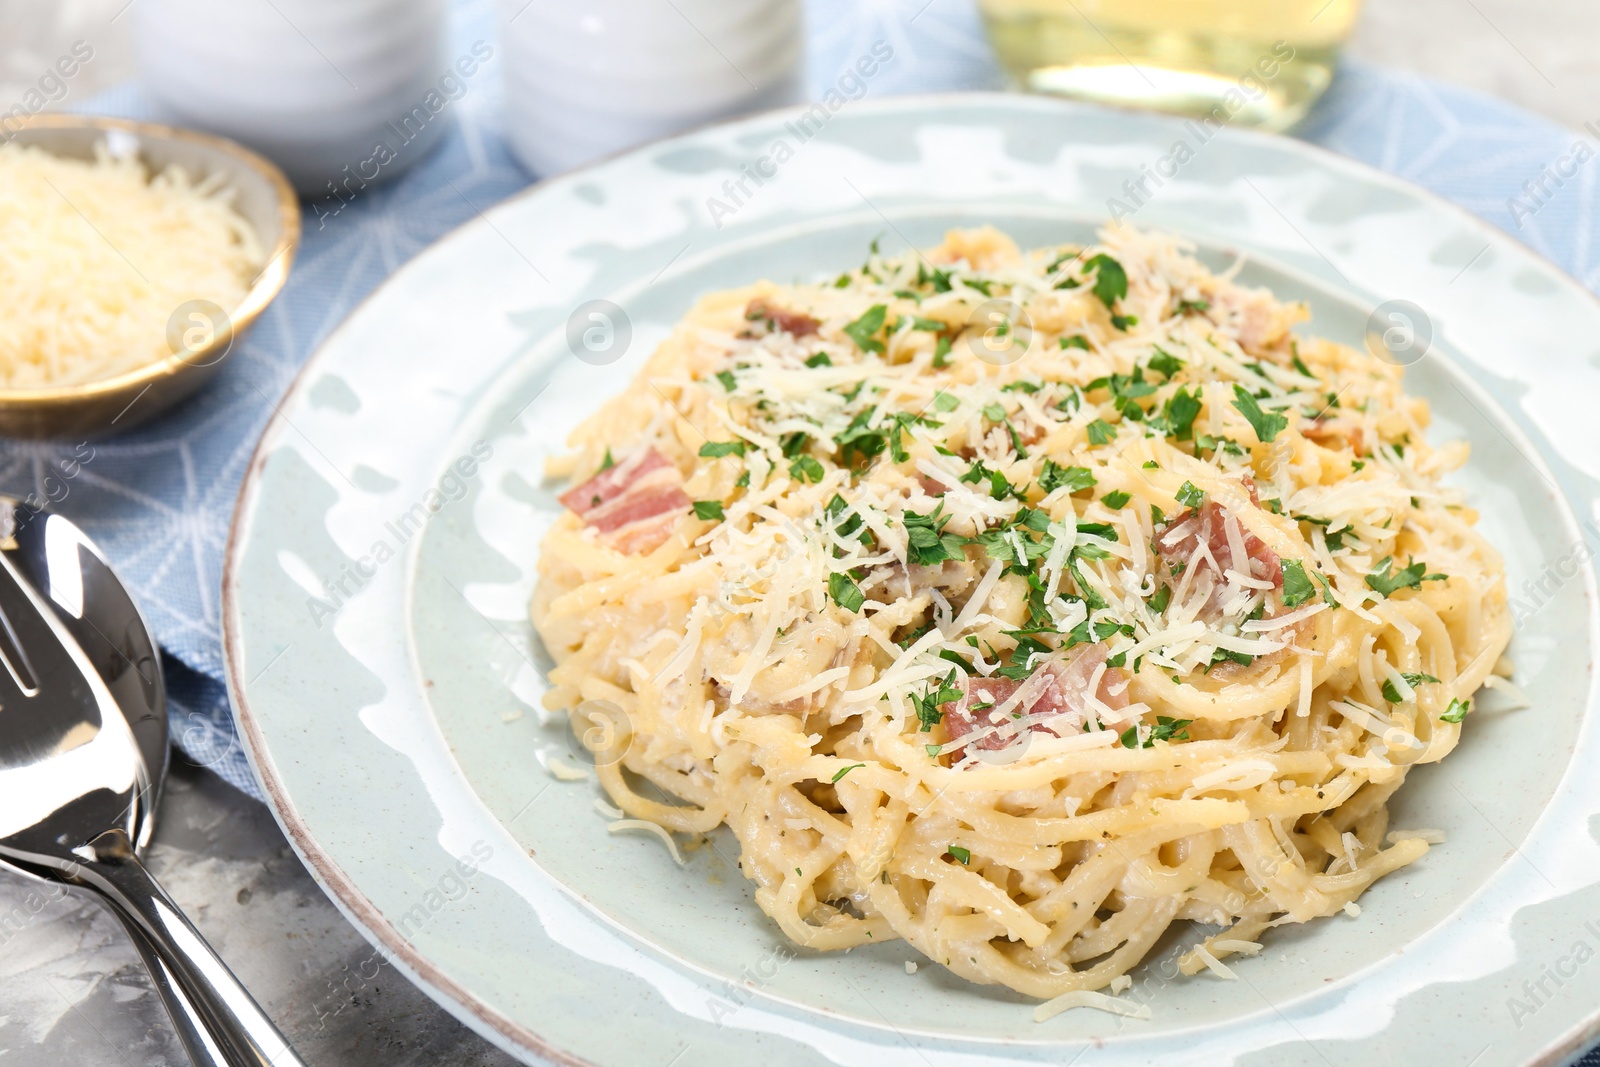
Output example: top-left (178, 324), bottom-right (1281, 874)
top-left (0, 114), bottom-right (301, 439)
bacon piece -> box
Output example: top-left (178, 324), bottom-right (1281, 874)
top-left (1303, 418), bottom-right (1364, 455)
top-left (1155, 485), bottom-right (1282, 620)
top-left (940, 644), bottom-right (1128, 759)
top-left (558, 448), bottom-right (688, 553)
top-left (744, 298), bottom-right (819, 338)
top-left (1206, 286), bottom-right (1301, 362)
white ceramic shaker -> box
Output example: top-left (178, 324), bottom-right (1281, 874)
top-left (500, 0), bottom-right (803, 176)
top-left (133, 0), bottom-right (456, 196)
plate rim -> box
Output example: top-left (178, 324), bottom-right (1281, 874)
top-left (221, 89), bottom-right (1600, 1067)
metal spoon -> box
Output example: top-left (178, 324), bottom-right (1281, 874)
top-left (0, 499), bottom-right (303, 1067)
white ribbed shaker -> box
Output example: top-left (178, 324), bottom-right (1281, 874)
top-left (500, 0), bottom-right (802, 176)
top-left (134, 0), bottom-right (461, 196)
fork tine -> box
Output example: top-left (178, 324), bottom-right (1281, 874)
top-left (0, 552), bottom-right (76, 699)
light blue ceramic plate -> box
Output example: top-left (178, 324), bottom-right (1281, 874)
top-left (224, 94), bottom-right (1600, 1067)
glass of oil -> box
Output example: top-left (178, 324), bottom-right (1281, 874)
top-left (978, 0), bottom-right (1363, 131)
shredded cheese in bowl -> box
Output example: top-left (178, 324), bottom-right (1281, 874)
top-left (0, 141), bottom-right (263, 389)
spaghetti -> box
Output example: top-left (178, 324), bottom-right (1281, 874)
top-left (531, 224), bottom-right (1511, 1001)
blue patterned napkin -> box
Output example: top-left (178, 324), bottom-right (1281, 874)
top-left (19, 0), bottom-right (1592, 812)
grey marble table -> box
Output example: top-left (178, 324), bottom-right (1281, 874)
top-left (4, 0), bottom-right (1600, 1065)
top-left (0, 760), bottom-right (519, 1066)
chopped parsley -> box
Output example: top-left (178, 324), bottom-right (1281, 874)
top-left (946, 845), bottom-right (972, 865)
top-left (1086, 419), bottom-right (1116, 445)
top-left (1120, 716), bottom-right (1192, 749)
top-left (1161, 386), bottom-right (1202, 441)
top-left (599, 448), bottom-right (615, 471)
top-left (1209, 647), bottom-right (1255, 668)
top-left (843, 304), bottom-right (888, 354)
top-left (691, 500), bottom-right (725, 521)
top-left (1040, 460), bottom-right (1096, 494)
top-left (1101, 490), bottom-right (1131, 510)
top-left (804, 352), bottom-right (832, 368)
top-left (1175, 481), bottom-right (1206, 508)
top-left (789, 455), bottom-right (825, 483)
top-left (1366, 557), bottom-right (1447, 597)
top-left (831, 763), bottom-right (866, 783)
top-left (828, 571), bottom-right (865, 612)
top-left (1147, 585), bottom-right (1172, 613)
top-left (1441, 698), bottom-right (1471, 723)
top-left (937, 648), bottom-right (976, 674)
top-left (699, 440), bottom-right (747, 458)
top-left (1083, 253), bottom-right (1128, 309)
top-left (826, 493), bottom-right (866, 540)
top-left (903, 505), bottom-right (966, 566)
top-left (916, 261), bottom-right (953, 293)
top-left (715, 369), bottom-right (738, 391)
top-left (913, 670), bottom-right (962, 732)
top-left (961, 459), bottom-right (1025, 501)
top-left (1231, 385), bottom-right (1288, 443)
top-left (1067, 556), bottom-right (1107, 610)
top-left (1147, 347), bottom-right (1184, 379)
top-left (1060, 335), bottom-right (1090, 350)
top-left (1381, 672), bottom-right (1440, 704)
top-left (1281, 560), bottom-right (1316, 608)
top-left (835, 408), bottom-right (888, 465)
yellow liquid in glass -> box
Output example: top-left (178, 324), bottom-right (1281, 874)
top-left (978, 0), bottom-right (1363, 131)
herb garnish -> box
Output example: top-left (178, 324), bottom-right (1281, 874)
top-left (1039, 460), bottom-right (1095, 494)
top-left (699, 440), bottom-right (747, 458)
top-left (903, 505), bottom-right (966, 566)
top-left (1083, 253), bottom-right (1128, 309)
top-left (1281, 560), bottom-right (1316, 608)
top-left (1381, 672), bottom-right (1440, 704)
top-left (1120, 716), bottom-right (1192, 749)
top-left (1231, 385), bottom-right (1288, 443)
top-left (828, 571), bottom-right (865, 612)
top-left (843, 304), bottom-right (888, 354)
top-left (1366, 557), bottom-right (1447, 597)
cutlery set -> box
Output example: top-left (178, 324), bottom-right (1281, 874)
top-left (0, 500), bottom-right (300, 1067)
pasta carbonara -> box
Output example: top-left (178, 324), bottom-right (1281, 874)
top-left (531, 224), bottom-right (1510, 1008)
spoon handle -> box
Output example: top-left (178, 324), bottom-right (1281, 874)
top-left (117, 912), bottom-right (236, 1065)
top-left (76, 830), bottom-right (304, 1067)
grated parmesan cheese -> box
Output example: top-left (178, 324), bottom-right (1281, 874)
top-left (1033, 989), bottom-right (1153, 1022)
top-left (608, 819), bottom-right (686, 865)
top-left (0, 141), bottom-right (262, 387)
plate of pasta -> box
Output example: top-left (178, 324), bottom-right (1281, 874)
top-left (225, 94), bottom-right (1600, 1067)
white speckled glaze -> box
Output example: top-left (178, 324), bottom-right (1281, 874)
top-left (224, 94), bottom-right (1600, 1067)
